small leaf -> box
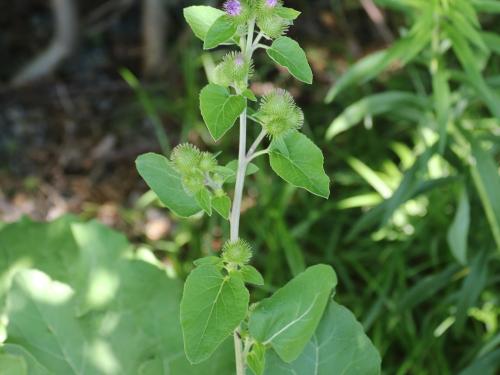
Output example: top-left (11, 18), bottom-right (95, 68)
top-left (195, 189), bottom-right (212, 216)
top-left (275, 7), bottom-right (301, 20)
top-left (269, 132), bottom-right (330, 198)
top-left (264, 301), bottom-right (381, 375)
top-left (447, 188), bottom-right (470, 265)
top-left (212, 195), bottom-right (231, 220)
top-left (241, 265), bottom-right (264, 286)
top-left (243, 89), bottom-right (257, 101)
top-left (223, 160), bottom-right (260, 183)
top-left (183, 6), bottom-right (225, 41)
top-left (180, 265), bottom-right (249, 363)
top-left (248, 342), bottom-right (266, 375)
top-left (267, 37), bottom-right (313, 84)
top-left (249, 264), bottom-right (337, 362)
top-left (193, 256), bottom-right (222, 267)
top-left (136, 153), bottom-right (201, 217)
top-left (200, 84), bottom-right (246, 141)
top-left (204, 16), bottom-right (237, 50)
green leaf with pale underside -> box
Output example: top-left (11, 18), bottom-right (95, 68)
top-left (269, 132), bottom-right (330, 198)
top-left (267, 37), bottom-right (313, 84)
top-left (200, 84), bottom-right (246, 141)
top-left (136, 153), bottom-right (201, 217)
top-left (249, 264), bottom-right (337, 363)
top-left (180, 265), bottom-right (249, 364)
top-left (183, 6), bottom-right (224, 41)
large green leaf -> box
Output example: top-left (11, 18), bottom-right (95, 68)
top-left (249, 265), bottom-right (337, 362)
top-left (200, 84), bottom-right (246, 141)
top-left (267, 37), bottom-right (313, 84)
top-left (71, 221), bottom-right (129, 312)
top-left (136, 152), bottom-right (201, 217)
top-left (0, 215), bottom-right (80, 309)
top-left (180, 265), bottom-right (249, 363)
top-left (204, 16), bottom-right (237, 50)
top-left (1, 218), bottom-right (234, 375)
top-left (269, 132), bottom-right (330, 198)
top-left (183, 6), bottom-right (224, 41)
top-left (0, 353), bottom-right (27, 375)
top-left (2, 345), bottom-right (51, 375)
top-left (264, 301), bottom-right (381, 375)
top-left (6, 270), bottom-right (88, 374)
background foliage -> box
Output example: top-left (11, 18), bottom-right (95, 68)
top-left (1, 0), bottom-right (499, 374)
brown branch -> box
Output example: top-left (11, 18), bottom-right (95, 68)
top-left (142, 0), bottom-right (168, 76)
top-left (360, 0), bottom-right (394, 44)
top-left (12, 0), bottom-right (78, 86)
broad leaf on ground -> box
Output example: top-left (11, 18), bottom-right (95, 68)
top-left (0, 353), bottom-right (27, 375)
top-left (1, 218), bottom-right (234, 375)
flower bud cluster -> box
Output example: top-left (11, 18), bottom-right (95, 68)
top-left (222, 239), bottom-right (253, 266)
top-left (223, 0), bottom-right (291, 39)
top-left (223, 0), bottom-right (253, 26)
top-left (214, 52), bottom-right (254, 91)
top-left (170, 144), bottom-right (222, 195)
top-left (256, 89), bottom-right (304, 138)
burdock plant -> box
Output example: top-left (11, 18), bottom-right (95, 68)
top-left (136, 1), bottom-right (381, 374)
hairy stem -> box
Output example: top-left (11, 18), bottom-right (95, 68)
top-left (230, 108), bottom-right (248, 242)
top-left (234, 330), bottom-right (245, 375)
top-left (231, 18), bottom-right (256, 375)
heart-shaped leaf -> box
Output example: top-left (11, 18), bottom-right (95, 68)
top-left (200, 84), bottom-right (246, 141)
top-left (181, 265), bottom-right (249, 363)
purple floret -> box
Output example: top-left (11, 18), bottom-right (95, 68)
top-left (234, 54), bottom-right (245, 67)
top-left (224, 0), bottom-right (242, 16)
top-left (265, 0), bottom-right (278, 7)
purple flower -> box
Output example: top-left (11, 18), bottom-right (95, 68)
top-left (234, 54), bottom-right (245, 67)
top-left (223, 0), bottom-right (242, 16)
top-left (265, 0), bottom-right (278, 7)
